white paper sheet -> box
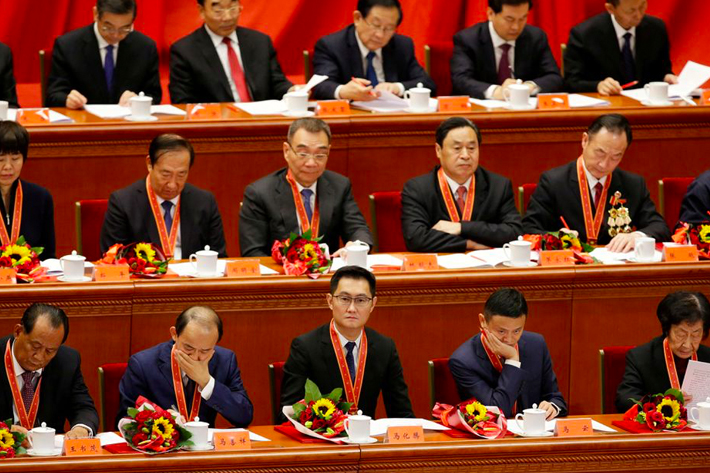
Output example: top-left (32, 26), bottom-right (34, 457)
top-left (437, 253), bottom-right (493, 269)
top-left (41, 258), bottom-right (94, 275)
top-left (169, 261), bottom-right (278, 277)
top-left (352, 90), bottom-right (409, 112)
top-left (470, 98), bottom-right (537, 109)
top-left (568, 94), bottom-right (611, 108)
top-left (673, 61), bottom-right (710, 98)
top-left (589, 248), bottom-right (663, 264)
top-left (506, 419), bottom-right (616, 435)
top-left (300, 74), bottom-right (328, 94)
top-left (7, 109), bottom-right (73, 123)
top-left (209, 428), bottom-right (270, 442)
top-left (152, 105), bottom-right (187, 116)
top-left (330, 254), bottom-right (404, 272)
top-left (97, 431), bottom-right (126, 447)
top-left (467, 248), bottom-right (509, 266)
top-left (84, 104), bottom-right (131, 118)
top-left (681, 360), bottom-right (710, 410)
top-left (232, 100), bottom-right (288, 115)
top-left (370, 418), bottom-right (449, 437)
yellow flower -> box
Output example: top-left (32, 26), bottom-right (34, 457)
top-left (313, 398), bottom-right (336, 420)
top-left (2, 244), bottom-right (31, 265)
top-left (699, 225), bottom-right (710, 243)
top-left (135, 243), bottom-right (156, 263)
top-left (0, 429), bottom-right (14, 449)
top-left (657, 398), bottom-right (680, 422)
top-left (560, 234), bottom-right (581, 251)
top-left (151, 417), bottom-right (174, 441)
top-left (465, 401), bottom-right (488, 422)
top-left (302, 243), bottom-right (318, 260)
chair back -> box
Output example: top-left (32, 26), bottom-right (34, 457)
top-left (659, 177), bottom-right (694, 230)
top-left (75, 199), bottom-right (109, 261)
top-left (303, 50), bottom-right (313, 83)
top-left (39, 49), bottom-right (53, 107)
top-left (560, 43), bottom-right (567, 77)
top-left (517, 183), bottom-right (538, 215)
top-left (269, 361), bottom-right (286, 424)
top-left (427, 358), bottom-right (460, 411)
top-left (369, 192), bottom-right (406, 253)
top-left (424, 42), bottom-right (453, 97)
top-left (98, 362), bottom-right (128, 432)
top-left (599, 346), bottom-right (634, 414)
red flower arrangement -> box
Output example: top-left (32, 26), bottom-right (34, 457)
top-left (271, 230), bottom-right (331, 276)
top-left (433, 399), bottom-right (507, 439)
top-left (0, 419), bottom-right (26, 458)
top-left (623, 389), bottom-right (688, 432)
top-left (98, 242), bottom-right (169, 278)
top-left (0, 235), bottom-right (46, 283)
top-left (118, 396), bottom-right (193, 454)
top-left (283, 379), bottom-right (351, 440)
top-left (672, 222), bottom-right (710, 259)
top-left (522, 230), bottom-right (597, 264)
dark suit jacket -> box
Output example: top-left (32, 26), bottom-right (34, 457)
top-left (100, 179), bottom-right (227, 257)
top-left (0, 335), bottom-right (98, 433)
top-left (117, 341), bottom-right (253, 429)
top-left (312, 24), bottom-right (435, 100)
top-left (616, 335), bottom-right (710, 413)
top-left (0, 42), bottom-right (19, 108)
top-left (449, 332), bottom-right (568, 418)
top-left (401, 166), bottom-right (522, 252)
top-left (0, 179), bottom-right (55, 260)
top-left (169, 26), bottom-right (293, 104)
top-left (46, 24), bottom-right (161, 107)
top-left (239, 168), bottom-right (373, 257)
top-left (522, 161), bottom-right (670, 245)
top-left (564, 13), bottom-right (673, 93)
top-left (281, 324), bottom-right (414, 420)
top-left (678, 170), bottom-right (710, 226)
top-left (451, 22), bottom-right (563, 99)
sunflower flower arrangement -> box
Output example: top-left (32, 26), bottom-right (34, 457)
top-left (432, 398), bottom-right (507, 439)
top-left (0, 235), bottom-right (46, 283)
top-left (672, 221), bottom-right (710, 259)
top-left (118, 396), bottom-right (193, 454)
top-left (97, 242), bottom-right (169, 278)
top-left (0, 419), bottom-right (26, 459)
top-left (271, 230), bottom-right (331, 277)
top-left (623, 389), bottom-right (688, 432)
top-left (285, 379), bottom-right (351, 439)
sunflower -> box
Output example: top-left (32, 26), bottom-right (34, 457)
top-left (465, 401), bottom-right (488, 422)
top-left (698, 225), bottom-right (710, 244)
top-left (657, 398), bottom-right (680, 422)
top-left (302, 243), bottom-right (318, 260)
top-left (1, 244), bottom-right (31, 266)
top-left (151, 417), bottom-right (174, 441)
top-left (0, 429), bottom-right (14, 449)
top-left (313, 399), bottom-right (336, 420)
top-left (135, 243), bottom-right (156, 263)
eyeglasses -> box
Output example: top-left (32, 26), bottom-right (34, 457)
top-left (333, 294), bottom-right (373, 308)
top-left (362, 18), bottom-right (397, 35)
top-left (287, 143), bottom-right (329, 161)
top-left (212, 6), bottom-right (240, 16)
top-left (99, 24), bottom-right (133, 36)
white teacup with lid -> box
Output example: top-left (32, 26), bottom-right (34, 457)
top-left (690, 397), bottom-right (710, 429)
top-left (405, 82), bottom-right (431, 112)
top-left (185, 416), bottom-right (210, 448)
top-left (129, 92), bottom-right (153, 119)
top-left (344, 410), bottom-right (371, 442)
top-left (60, 250), bottom-right (86, 281)
top-left (343, 242), bottom-right (370, 269)
top-left (515, 403), bottom-right (547, 436)
top-left (30, 422), bottom-right (56, 455)
top-left (189, 245), bottom-right (219, 276)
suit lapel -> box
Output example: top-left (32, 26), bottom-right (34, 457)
top-left (235, 27), bottom-right (257, 100)
top-left (157, 343), bottom-right (174, 399)
top-left (634, 18), bottom-right (651, 83)
top-left (0, 336), bottom-right (15, 422)
top-left (276, 174), bottom-right (300, 235)
top-left (114, 33), bottom-right (134, 100)
top-left (480, 26), bottom-right (498, 85)
top-left (382, 40), bottom-right (398, 82)
top-left (316, 175), bottom-right (335, 240)
top-left (137, 184), bottom-right (161, 248)
top-left (600, 15), bottom-right (625, 80)
top-left (346, 27), bottom-right (365, 78)
top-left (179, 185), bottom-right (194, 256)
top-left (320, 326), bottom-right (343, 389)
top-left (82, 28), bottom-right (109, 101)
top-left (471, 168), bottom-right (489, 221)
top-left (513, 28), bottom-right (530, 79)
top-left (197, 26), bottom-right (235, 101)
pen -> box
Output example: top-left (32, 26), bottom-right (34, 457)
top-left (350, 77), bottom-right (378, 97)
top-left (508, 65), bottom-right (516, 80)
top-left (621, 81), bottom-right (639, 90)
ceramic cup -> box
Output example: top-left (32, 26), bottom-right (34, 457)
top-left (130, 92), bottom-right (153, 119)
top-left (0, 100), bottom-right (8, 121)
top-left (30, 422), bottom-right (56, 455)
top-left (189, 245), bottom-right (219, 276)
top-left (634, 237), bottom-right (656, 262)
top-left (343, 243), bottom-right (370, 269)
top-left (405, 82), bottom-right (431, 112)
top-left (690, 398), bottom-right (710, 429)
top-left (344, 410), bottom-right (371, 442)
top-left (60, 250), bottom-right (86, 281)
top-left (185, 416), bottom-right (210, 447)
top-left (284, 91), bottom-right (309, 115)
top-left (645, 82), bottom-right (669, 104)
top-left (515, 405), bottom-right (546, 436)
top-left (503, 84), bottom-right (531, 109)
top-left (503, 240), bottom-right (532, 267)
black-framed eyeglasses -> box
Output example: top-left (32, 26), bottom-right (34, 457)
top-left (333, 294), bottom-right (373, 307)
top-left (287, 142), bottom-right (329, 161)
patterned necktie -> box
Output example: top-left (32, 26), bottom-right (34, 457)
top-left (21, 371), bottom-right (36, 412)
top-left (184, 377), bottom-right (196, 412)
top-left (105, 44), bottom-right (115, 95)
top-left (497, 43), bottom-right (512, 85)
top-left (300, 189), bottom-right (314, 222)
top-left (621, 32), bottom-right (635, 84)
top-left (593, 182), bottom-right (604, 212)
top-left (223, 37), bottom-right (252, 102)
top-left (161, 200), bottom-right (174, 232)
top-left (345, 341), bottom-right (356, 383)
top-left (456, 186), bottom-right (467, 215)
top-left (365, 51), bottom-right (379, 87)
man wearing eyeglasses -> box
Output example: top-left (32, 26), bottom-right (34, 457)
top-left (280, 266), bottom-right (415, 420)
top-left (312, 0), bottom-right (435, 101)
top-left (239, 117), bottom-right (373, 257)
top-left (169, 0), bottom-right (294, 104)
top-left (45, 0), bottom-right (161, 109)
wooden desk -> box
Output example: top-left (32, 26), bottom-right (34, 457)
top-left (3, 416), bottom-right (710, 473)
top-left (18, 97), bottom-right (710, 256)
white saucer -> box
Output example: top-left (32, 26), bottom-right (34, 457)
top-left (626, 256), bottom-right (659, 264)
top-left (640, 100), bottom-right (674, 107)
top-left (403, 106), bottom-right (437, 114)
top-left (504, 104), bottom-right (536, 111)
top-left (689, 423), bottom-right (710, 431)
top-left (515, 430), bottom-right (554, 438)
top-left (187, 442), bottom-right (214, 451)
top-left (282, 110), bottom-right (315, 118)
top-left (27, 447), bottom-right (62, 457)
top-left (186, 272), bottom-right (225, 279)
top-left (502, 261), bottom-right (538, 268)
top-left (57, 275), bottom-right (92, 283)
top-left (124, 115), bottom-right (159, 122)
top-left (341, 436), bottom-right (378, 444)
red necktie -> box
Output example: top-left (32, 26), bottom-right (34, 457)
top-left (456, 186), bottom-right (467, 215)
top-left (21, 371), bottom-right (36, 412)
top-left (497, 44), bottom-right (512, 85)
top-left (222, 37), bottom-right (252, 103)
top-left (593, 182), bottom-right (604, 211)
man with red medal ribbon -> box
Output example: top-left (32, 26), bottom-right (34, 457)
top-left (523, 114), bottom-right (670, 252)
top-left (450, 288), bottom-right (567, 420)
top-left (240, 118), bottom-right (373, 257)
top-left (101, 134), bottom-right (227, 259)
top-left (402, 117), bottom-right (522, 253)
top-left (1, 303), bottom-right (98, 441)
top-left (117, 306), bottom-right (253, 429)
top-left (281, 266), bottom-right (414, 420)
top-left (617, 291), bottom-right (710, 412)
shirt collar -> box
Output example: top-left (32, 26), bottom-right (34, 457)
top-left (581, 158), bottom-right (608, 188)
top-left (610, 13), bottom-right (636, 40)
top-left (204, 23), bottom-right (238, 48)
top-left (442, 170), bottom-right (473, 193)
top-left (295, 180), bottom-right (318, 195)
top-left (155, 195), bottom-right (180, 206)
top-left (355, 31), bottom-right (382, 60)
top-left (11, 339), bottom-right (43, 378)
top-left (333, 323), bottom-right (363, 349)
top-left (93, 22), bottom-right (116, 52)
top-left (488, 21), bottom-right (516, 49)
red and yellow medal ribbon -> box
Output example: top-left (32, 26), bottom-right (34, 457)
top-left (437, 167), bottom-right (475, 223)
top-left (329, 320), bottom-right (367, 414)
top-left (0, 180), bottom-right (22, 246)
top-left (576, 156), bottom-right (611, 244)
top-left (170, 345), bottom-right (201, 422)
top-left (146, 176), bottom-right (180, 259)
top-left (4, 339), bottom-right (42, 429)
top-left (285, 171), bottom-right (320, 236)
top-left (663, 337), bottom-right (697, 390)
top-left (481, 331), bottom-right (519, 413)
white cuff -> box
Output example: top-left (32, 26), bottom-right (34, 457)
top-left (484, 85), bottom-right (499, 99)
top-left (504, 359), bottom-right (521, 369)
top-left (334, 85), bottom-right (343, 100)
top-left (199, 376), bottom-right (215, 401)
top-left (71, 424), bottom-right (94, 437)
top-left (550, 402), bottom-right (561, 414)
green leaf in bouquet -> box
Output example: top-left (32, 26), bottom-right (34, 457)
top-left (15, 446), bottom-right (26, 456)
top-left (175, 424), bottom-right (193, 441)
top-left (636, 412), bottom-right (646, 423)
top-left (177, 439), bottom-right (195, 448)
top-left (325, 387), bottom-right (343, 403)
top-left (127, 407), bottom-right (139, 418)
top-left (30, 246), bottom-right (44, 256)
top-left (304, 379), bottom-right (322, 403)
top-left (665, 388), bottom-right (684, 404)
top-left (288, 232), bottom-right (300, 245)
top-left (302, 229), bottom-right (313, 241)
top-left (339, 401), bottom-right (353, 413)
top-left (292, 402), bottom-right (306, 418)
top-left (15, 236), bottom-right (26, 246)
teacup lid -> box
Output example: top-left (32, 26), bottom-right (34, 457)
top-left (197, 245), bottom-right (218, 255)
top-left (131, 91), bottom-right (152, 102)
top-left (410, 82), bottom-right (431, 93)
top-left (348, 409), bottom-right (371, 420)
top-left (186, 416), bottom-right (209, 426)
top-left (33, 422), bottom-right (54, 433)
top-left (62, 250), bottom-right (85, 261)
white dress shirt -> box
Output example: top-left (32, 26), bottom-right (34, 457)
top-left (94, 22), bottom-right (119, 68)
top-left (294, 181), bottom-right (318, 229)
top-left (484, 21), bottom-right (539, 99)
top-left (155, 195), bottom-right (182, 260)
top-left (333, 324), bottom-right (363, 373)
top-left (181, 371), bottom-right (215, 401)
top-left (610, 13), bottom-right (636, 56)
top-left (204, 25), bottom-right (245, 103)
top-left (581, 160), bottom-right (608, 206)
top-left (443, 172), bottom-right (473, 200)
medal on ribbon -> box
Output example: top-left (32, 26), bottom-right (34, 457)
top-left (663, 337), bottom-right (697, 390)
top-left (607, 191), bottom-right (634, 238)
top-left (329, 320), bottom-right (367, 414)
top-left (0, 181), bottom-right (22, 246)
top-left (576, 157), bottom-right (611, 244)
top-left (146, 176), bottom-right (180, 258)
top-left (4, 340), bottom-right (42, 429)
top-left (170, 345), bottom-right (201, 422)
top-left (285, 171), bottom-right (320, 236)
top-left (437, 167), bottom-right (475, 223)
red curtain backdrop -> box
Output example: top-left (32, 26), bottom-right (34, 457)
top-left (0, 0), bottom-right (707, 92)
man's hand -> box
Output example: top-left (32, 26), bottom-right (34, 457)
top-left (483, 328), bottom-right (519, 361)
top-left (606, 231), bottom-right (642, 253)
top-left (493, 79), bottom-right (518, 100)
top-left (65, 426), bottom-right (90, 440)
top-left (66, 90), bottom-right (88, 109)
top-left (11, 425), bottom-right (30, 448)
top-left (433, 220), bottom-right (462, 236)
top-left (538, 401), bottom-right (559, 421)
top-left (339, 79), bottom-right (380, 101)
top-left (375, 82), bottom-right (402, 96)
top-left (174, 349), bottom-right (213, 389)
top-left (664, 74), bottom-right (679, 85)
top-left (466, 240), bottom-right (490, 251)
top-left (597, 77), bottom-right (622, 96)
top-left (118, 90), bottom-right (137, 107)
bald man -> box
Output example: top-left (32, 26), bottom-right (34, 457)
top-left (116, 306), bottom-right (253, 428)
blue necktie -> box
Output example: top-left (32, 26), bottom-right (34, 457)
top-left (345, 341), bottom-right (356, 383)
top-left (621, 32), bottom-right (635, 84)
top-left (300, 189), bottom-right (313, 223)
top-left (161, 200), bottom-right (173, 231)
top-left (365, 51), bottom-right (379, 87)
top-left (105, 44), bottom-right (115, 95)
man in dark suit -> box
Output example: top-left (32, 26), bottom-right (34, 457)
top-left (449, 288), bottom-right (567, 420)
top-left (169, 0), bottom-right (294, 104)
top-left (46, 0), bottom-right (161, 109)
top-left (616, 291), bottom-right (710, 412)
top-left (101, 134), bottom-right (227, 259)
top-left (564, 0), bottom-right (676, 95)
top-left (523, 114), bottom-right (670, 252)
top-left (1, 303), bottom-right (98, 441)
top-left (402, 117), bottom-right (522, 252)
top-left (281, 267), bottom-right (414, 420)
top-left (678, 170), bottom-right (710, 226)
top-left (117, 306), bottom-right (252, 428)
top-left (0, 42), bottom-right (19, 108)
top-left (451, 0), bottom-right (562, 100)
top-left (312, 0), bottom-right (435, 101)
top-left (240, 118), bottom-right (372, 257)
